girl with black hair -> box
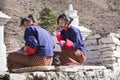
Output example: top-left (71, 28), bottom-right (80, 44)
top-left (56, 13), bottom-right (86, 65)
top-left (7, 15), bottom-right (54, 72)
top-left (28, 14), bottom-right (38, 25)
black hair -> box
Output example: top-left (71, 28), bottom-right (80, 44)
top-left (20, 17), bottom-right (31, 26)
top-left (57, 13), bottom-right (73, 25)
top-left (28, 14), bottom-right (38, 23)
top-left (28, 14), bottom-right (35, 23)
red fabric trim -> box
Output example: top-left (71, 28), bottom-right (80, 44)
top-left (56, 29), bottom-right (63, 41)
top-left (27, 46), bottom-right (36, 55)
top-left (31, 22), bottom-right (37, 25)
top-left (64, 25), bottom-right (70, 31)
top-left (56, 35), bottom-right (63, 41)
top-left (65, 39), bottom-right (74, 50)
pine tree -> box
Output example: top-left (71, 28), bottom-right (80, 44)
top-left (39, 5), bottom-right (57, 35)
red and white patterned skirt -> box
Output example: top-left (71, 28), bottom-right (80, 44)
top-left (7, 52), bottom-right (53, 72)
top-left (59, 48), bottom-right (87, 65)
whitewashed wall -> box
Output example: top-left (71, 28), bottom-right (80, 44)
top-left (0, 12), bottom-right (11, 71)
top-left (85, 33), bottom-right (120, 71)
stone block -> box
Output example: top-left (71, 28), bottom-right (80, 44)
top-left (12, 66), bottom-right (55, 73)
top-left (101, 51), bottom-right (114, 58)
top-left (85, 71), bottom-right (96, 77)
top-left (116, 46), bottom-right (120, 51)
top-left (56, 65), bottom-right (106, 72)
top-left (86, 51), bottom-right (101, 59)
top-left (98, 47), bottom-right (115, 52)
top-left (113, 51), bottom-right (120, 57)
top-left (101, 57), bottom-right (116, 62)
top-left (31, 72), bottom-right (46, 78)
top-left (86, 34), bottom-right (101, 39)
top-left (10, 73), bottom-right (33, 80)
top-left (102, 61), bottom-right (115, 65)
top-left (108, 33), bottom-right (120, 38)
top-left (97, 44), bottom-right (116, 51)
top-left (85, 39), bottom-right (97, 46)
top-left (116, 62), bottom-right (120, 67)
top-left (105, 63), bottom-right (117, 68)
top-left (101, 51), bottom-right (120, 58)
top-left (86, 57), bottom-right (116, 66)
top-left (116, 58), bottom-right (120, 62)
top-left (99, 36), bottom-right (120, 45)
top-left (86, 45), bottom-right (98, 51)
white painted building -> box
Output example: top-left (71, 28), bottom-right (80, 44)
top-left (0, 11), bottom-right (11, 71)
top-left (65, 4), bottom-right (91, 40)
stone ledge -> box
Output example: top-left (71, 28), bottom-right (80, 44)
top-left (55, 65), bottom-right (106, 72)
top-left (11, 65), bottom-right (107, 73)
top-left (12, 66), bottom-right (55, 73)
top-left (0, 65), bottom-right (120, 80)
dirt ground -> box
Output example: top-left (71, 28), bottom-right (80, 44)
top-left (0, 0), bottom-right (120, 50)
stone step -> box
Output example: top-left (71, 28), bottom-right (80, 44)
top-left (55, 65), bottom-right (106, 72)
top-left (12, 66), bottom-right (55, 73)
top-left (12, 65), bottom-right (107, 73)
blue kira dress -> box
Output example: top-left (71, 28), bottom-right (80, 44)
top-left (7, 25), bottom-right (55, 72)
top-left (57, 26), bottom-right (86, 65)
top-left (24, 25), bottom-right (55, 56)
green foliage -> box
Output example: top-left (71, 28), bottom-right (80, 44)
top-left (39, 5), bottom-right (57, 35)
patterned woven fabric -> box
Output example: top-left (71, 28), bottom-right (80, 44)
top-left (7, 53), bottom-right (53, 72)
top-left (59, 48), bottom-right (87, 65)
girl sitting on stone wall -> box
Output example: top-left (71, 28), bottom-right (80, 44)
top-left (56, 13), bottom-right (86, 65)
top-left (7, 14), bottom-right (54, 72)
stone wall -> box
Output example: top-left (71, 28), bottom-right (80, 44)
top-left (0, 12), bottom-right (10, 72)
top-left (85, 33), bottom-right (120, 71)
top-left (1, 66), bottom-right (120, 80)
top-left (2, 32), bottom-right (120, 79)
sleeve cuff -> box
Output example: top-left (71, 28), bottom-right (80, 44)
top-left (65, 39), bottom-right (74, 50)
top-left (56, 35), bottom-right (63, 41)
top-left (27, 46), bottom-right (36, 55)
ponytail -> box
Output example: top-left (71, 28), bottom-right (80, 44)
top-left (28, 14), bottom-right (38, 23)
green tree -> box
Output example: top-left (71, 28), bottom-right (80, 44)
top-left (39, 5), bottom-right (57, 35)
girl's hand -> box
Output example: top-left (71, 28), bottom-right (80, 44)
top-left (59, 40), bottom-right (66, 47)
top-left (19, 46), bottom-right (28, 55)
